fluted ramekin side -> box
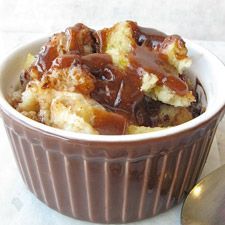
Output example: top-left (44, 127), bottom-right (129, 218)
top-left (1, 109), bottom-right (222, 223)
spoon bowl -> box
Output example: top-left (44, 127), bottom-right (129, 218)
top-left (181, 164), bottom-right (225, 225)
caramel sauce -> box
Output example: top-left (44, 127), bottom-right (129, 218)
top-left (82, 53), bottom-right (112, 71)
top-left (65, 23), bottom-right (95, 55)
top-left (19, 22), bottom-right (203, 134)
top-left (52, 53), bottom-right (112, 72)
top-left (163, 76), bottom-right (188, 96)
top-left (132, 24), bottom-right (167, 48)
top-left (36, 45), bottom-right (59, 73)
top-left (47, 22), bottom-right (188, 124)
top-left (51, 53), bottom-right (143, 121)
top-left (96, 23), bottom-right (188, 96)
top-left (91, 65), bottom-right (143, 119)
top-left (26, 23), bottom-right (189, 98)
top-left (129, 45), bottom-right (188, 95)
top-left (20, 45), bottom-right (59, 87)
top-left (92, 108), bottom-right (127, 135)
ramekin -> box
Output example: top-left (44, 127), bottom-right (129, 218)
top-left (0, 38), bottom-right (225, 223)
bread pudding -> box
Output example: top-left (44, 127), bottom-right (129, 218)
top-left (11, 21), bottom-right (205, 135)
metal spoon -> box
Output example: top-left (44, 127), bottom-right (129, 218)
top-left (181, 164), bottom-right (225, 225)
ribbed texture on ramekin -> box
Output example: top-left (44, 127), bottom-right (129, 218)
top-left (2, 111), bottom-right (221, 223)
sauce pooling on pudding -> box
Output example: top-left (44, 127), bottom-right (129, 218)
top-left (129, 45), bottom-right (188, 96)
top-left (15, 21), bottom-right (204, 135)
top-left (20, 23), bottom-right (95, 86)
top-left (132, 24), bottom-right (167, 48)
top-left (50, 53), bottom-right (143, 121)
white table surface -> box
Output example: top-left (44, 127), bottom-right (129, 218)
top-left (0, 33), bottom-right (225, 225)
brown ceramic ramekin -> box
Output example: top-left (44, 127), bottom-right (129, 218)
top-left (0, 38), bottom-right (225, 223)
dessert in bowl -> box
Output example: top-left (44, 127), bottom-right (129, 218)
top-left (11, 21), bottom-right (205, 134)
top-left (0, 21), bottom-right (224, 223)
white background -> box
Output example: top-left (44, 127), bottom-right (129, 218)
top-left (0, 0), bottom-right (225, 45)
top-left (0, 0), bottom-right (225, 224)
